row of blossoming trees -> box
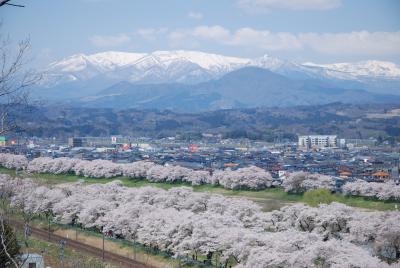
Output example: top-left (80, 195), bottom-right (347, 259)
top-left (0, 175), bottom-right (398, 267)
top-left (0, 153), bottom-right (400, 200)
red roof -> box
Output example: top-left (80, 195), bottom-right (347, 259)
top-left (224, 163), bottom-right (240, 167)
top-left (372, 171), bottom-right (389, 177)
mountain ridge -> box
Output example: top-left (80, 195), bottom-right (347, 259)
top-left (42, 50), bottom-right (400, 87)
top-left (77, 67), bottom-right (400, 112)
top-left (33, 50), bottom-right (400, 110)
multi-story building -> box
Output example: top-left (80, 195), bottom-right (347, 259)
top-left (68, 137), bottom-right (83, 147)
top-left (298, 135), bottom-right (338, 149)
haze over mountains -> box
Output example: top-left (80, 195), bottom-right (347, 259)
top-left (36, 50), bottom-right (400, 112)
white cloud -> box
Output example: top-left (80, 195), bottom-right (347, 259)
top-left (238, 0), bottom-right (342, 12)
top-left (168, 30), bottom-right (201, 49)
top-left (136, 28), bottom-right (168, 41)
top-left (188, 11), bottom-right (204, 20)
top-left (229, 28), bottom-right (303, 51)
top-left (89, 34), bottom-right (131, 47)
top-left (192, 25), bottom-right (231, 41)
top-left (167, 25), bottom-right (400, 57)
top-left (299, 31), bottom-right (400, 56)
top-left (168, 26), bottom-right (303, 51)
top-left (87, 26), bottom-right (400, 61)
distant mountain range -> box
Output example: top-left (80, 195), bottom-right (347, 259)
top-left (34, 50), bottom-right (400, 111)
top-left (11, 103), bottom-right (400, 140)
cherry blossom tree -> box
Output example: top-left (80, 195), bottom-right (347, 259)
top-left (282, 171), bottom-right (335, 193)
top-left (210, 166), bottom-right (273, 190)
top-left (122, 161), bottom-right (155, 179)
top-left (27, 157), bottom-right (80, 174)
top-left (0, 174), bottom-right (398, 267)
top-left (343, 180), bottom-right (400, 201)
top-left (0, 153), bottom-right (27, 170)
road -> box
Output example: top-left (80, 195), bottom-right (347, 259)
top-left (11, 220), bottom-right (153, 268)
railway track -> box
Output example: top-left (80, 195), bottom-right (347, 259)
top-left (11, 220), bottom-right (153, 268)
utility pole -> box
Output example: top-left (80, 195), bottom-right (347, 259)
top-left (48, 218), bottom-right (51, 240)
top-left (132, 235), bottom-right (137, 261)
top-left (59, 239), bottom-right (66, 268)
top-left (24, 222), bottom-right (31, 240)
top-left (102, 231), bottom-right (105, 261)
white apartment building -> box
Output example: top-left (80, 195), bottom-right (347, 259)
top-left (298, 135), bottom-right (338, 149)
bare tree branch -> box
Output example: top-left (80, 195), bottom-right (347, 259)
top-left (0, 217), bottom-right (19, 268)
top-left (0, 1), bottom-right (24, 8)
top-left (0, 28), bottom-right (41, 135)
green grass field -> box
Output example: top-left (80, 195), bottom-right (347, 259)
top-left (1, 167), bottom-right (398, 211)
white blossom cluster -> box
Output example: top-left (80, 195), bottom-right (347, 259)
top-left (0, 153), bottom-right (28, 170)
top-left (72, 159), bottom-right (123, 178)
top-left (2, 154), bottom-right (400, 201)
top-left (1, 174), bottom-right (398, 267)
top-left (342, 180), bottom-right (400, 201)
top-left (27, 157), bottom-right (80, 174)
top-left (144, 164), bottom-right (211, 186)
top-left (0, 154), bottom-right (273, 190)
top-left (282, 171), bottom-right (336, 193)
top-left (210, 166), bottom-right (273, 190)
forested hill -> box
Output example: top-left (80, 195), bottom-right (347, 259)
top-left (12, 102), bottom-right (400, 141)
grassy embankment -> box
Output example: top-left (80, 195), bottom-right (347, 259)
top-left (15, 230), bottom-right (106, 268)
top-left (1, 167), bottom-right (398, 211)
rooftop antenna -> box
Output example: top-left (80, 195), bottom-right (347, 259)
top-left (0, 0), bottom-right (25, 7)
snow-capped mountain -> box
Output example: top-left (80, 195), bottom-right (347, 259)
top-left (43, 50), bottom-right (251, 86)
top-left (39, 50), bottom-right (400, 99)
top-left (49, 51), bottom-right (147, 73)
top-left (303, 60), bottom-right (400, 79)
top-left (146, 50), bottom-right (250, 72)
top-left (251, 54), bottom-right (333, 80)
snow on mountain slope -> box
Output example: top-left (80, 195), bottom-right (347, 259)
top-left (42, 50), bottom-right (400, 91)
top-left (88, 51), bottom-right (147, 69)
top-left (47, 50), bottom-right (249, 73)
top-left (304, 60), bottom-right (400, 79)
top-left (48, 51), bottom-right (147, 71)
top-left (43, 50), bottom-right (252, 86)
top-left (151, 50), bottom-right (250, 71)
top-left (252, 54), bottom-right (332, 80)
top-left (43, 51), bottom-right (148, 85)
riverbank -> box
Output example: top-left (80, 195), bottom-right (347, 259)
top-left (1, 167), bottom-right (398, 211)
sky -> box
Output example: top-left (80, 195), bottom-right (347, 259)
top-left (1, 0), bottom-right (399, 67)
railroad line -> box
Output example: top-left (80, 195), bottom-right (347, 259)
top-left (11, 220), bottom-right (153, 268)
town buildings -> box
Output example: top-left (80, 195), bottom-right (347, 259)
top-left (1, 134), bottom-right (399, 183)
